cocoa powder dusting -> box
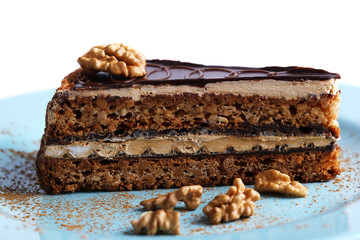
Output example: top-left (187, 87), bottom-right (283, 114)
top-left (0, 148), bottom-right (138, 234)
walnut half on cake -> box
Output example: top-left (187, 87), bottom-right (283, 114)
top-left (36, 44), bottom-right (341, 194)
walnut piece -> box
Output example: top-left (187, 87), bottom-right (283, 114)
top-left (203, 178), bottom-right (260, 225)
top-left (255, 169), bottom-right (308, 197)
top-left (131, 210), bottom-right (180, 235)
top-left (77, 43), bottom-right (146, 77)
top-left (140, 185), bottom-right (203, 211)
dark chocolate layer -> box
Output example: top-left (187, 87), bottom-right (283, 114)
top-left (74, 60), bottom-right (340, 89)
top-left (44, 124), bottom-right (335, 145)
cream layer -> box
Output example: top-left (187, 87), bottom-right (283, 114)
top-left (63, 79), bottom-right (338, 101)
top-left (44, 135), bottom-right (335, 159)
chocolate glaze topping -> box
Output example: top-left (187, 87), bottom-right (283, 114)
top-left (74, 59), bottom-right (340, 89)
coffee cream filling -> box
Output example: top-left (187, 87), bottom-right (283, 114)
top-left (64, 79), bottom-right (338, 101)
top-left (44, 135), bottom-right (335, 159)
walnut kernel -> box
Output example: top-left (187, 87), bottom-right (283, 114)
top-left (140, 185), bottom-right (203, 211)
top-left (203, 178), bottom-right (260, 225)
top-left (131, 210), bottom-right (180, 235)
top-left (77, 43), bottom-right (146, 77)
top-left (255, 169), bottom-right (308, 197)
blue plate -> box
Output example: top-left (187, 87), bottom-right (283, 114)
top-left (1, 84), bottom-right (360, 240)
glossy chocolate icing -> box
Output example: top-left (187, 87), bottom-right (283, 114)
top-left (74, 59), bottom-right (340, 89)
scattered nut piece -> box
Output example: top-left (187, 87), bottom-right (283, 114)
top-left (131, 210), bottom-right (180, 235)
top-left (203, 178), bottom-right (260, 225)
top-left (77, 43), bottom-right (146, 77)
top-left (140, 185), bottom-right (203, 211)
top-left (255, 169), bottom-right (308, 197)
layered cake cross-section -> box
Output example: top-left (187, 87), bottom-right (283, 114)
top-left (36, 44), bottom-right (341, 194)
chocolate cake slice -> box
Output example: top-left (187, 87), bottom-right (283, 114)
top-left (36, 55), bottom-right (340, 194)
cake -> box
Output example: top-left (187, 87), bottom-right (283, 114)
top-left (36, 44), bottom-right (341, 194)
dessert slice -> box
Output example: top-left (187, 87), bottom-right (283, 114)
top-left (36, 43), bottom-right (340, 194)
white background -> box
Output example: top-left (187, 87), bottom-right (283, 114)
top-left (0, 0), bottom-right (359, 100)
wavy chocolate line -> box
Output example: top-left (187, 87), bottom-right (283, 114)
top-left (74, 60), bottom-right (340, 89)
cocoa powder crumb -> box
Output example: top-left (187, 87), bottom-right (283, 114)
top-left (60, 223), bottom-right (84, 231)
